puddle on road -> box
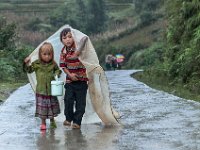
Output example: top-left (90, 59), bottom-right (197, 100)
top-left (1, 70), bottom-right (200, 150)
top-left (35, 123), bottom-right (121, 150)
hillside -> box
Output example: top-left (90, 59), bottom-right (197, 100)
top-left (0, 0), bottom-right (135, 46)
top-left (93, 1), bottom-right (166, 67)
top-left (0, 0), bottom-right (64, 12)
top-left (0, 0), bottom-right (165, 69)
top-left (0, 0), bottom-right (167, 101)
top-left (0, 0), bottom-right (65, 46)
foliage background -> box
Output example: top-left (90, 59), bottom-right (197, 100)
top-left (1, 0), bottom-right (200, 100)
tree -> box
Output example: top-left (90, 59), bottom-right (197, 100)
top-left (0, 16), bottom-right (16, 51)
top-left (76, 0), bottom-right (88, 33)
top-left (49, 1), bottom-right (78, 30)
top-left (165, 0), bottom-right (200, 83)
top-left (86, 0), bottom-right (107, 34)
top-left (49, 0), bottom-right (107, 34)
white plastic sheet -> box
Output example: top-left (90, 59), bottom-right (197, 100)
top-left (27, 25), bottom-right (119, 125)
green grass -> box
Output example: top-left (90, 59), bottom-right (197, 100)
top-left (108, 5), bottom-right (134, 20)
top-left (0, 0), bottom-right (130, 12)
top-left (132, 71), bottom-right (200, 102)
top-left (110, 19), bottom-right (165, 48)
top-left (0, 81), bottom-right (27, 102)
top-left (0, 3), bottom-right (14, 9)
top-left (0, 1), bottom-right (64, 11)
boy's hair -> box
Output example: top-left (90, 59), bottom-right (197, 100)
top-left (38, 42), bottom-right (54, 62)
top-left (60, 28), bottom-right (71, 42)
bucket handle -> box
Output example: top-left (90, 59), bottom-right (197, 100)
top-left (55, 75), bottom-right (58, 81)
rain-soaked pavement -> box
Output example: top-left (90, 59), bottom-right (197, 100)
top-left (0, 70), bottom-right (200, 150)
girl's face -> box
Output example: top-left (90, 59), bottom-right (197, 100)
top-left (61, 32), bottom-right (74, 48)
top-left (40, 49), bottom-right (53, 63)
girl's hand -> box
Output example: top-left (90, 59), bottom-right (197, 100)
top-left (24, 56), bottom-right (31, 64)
top-left (69, 73), bottom-right (78, 81)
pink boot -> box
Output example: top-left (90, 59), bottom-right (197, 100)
top-left (40, 124), bottom-right (46, 130)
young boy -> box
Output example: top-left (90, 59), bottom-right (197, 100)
top-left (59, 28), bottom-right (88, 129)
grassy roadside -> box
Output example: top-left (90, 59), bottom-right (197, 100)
top-left (0, 81), bottom-right (27, 102)
top-left (132, 71), bottom-right (200, 102)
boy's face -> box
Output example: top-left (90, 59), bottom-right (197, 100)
top-left (61, 32), bottom-right (74, 48)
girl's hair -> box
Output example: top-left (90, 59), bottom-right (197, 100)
top-left (38, 42), bottom-right (54, 62)
top-left (60, 28), bottom-right (71, 42)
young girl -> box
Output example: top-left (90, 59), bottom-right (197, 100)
top-left (59, 28), bottom-right (88, 129)
top-left (24, 42), bottom-right (62, 130)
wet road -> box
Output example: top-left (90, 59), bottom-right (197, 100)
top-left (0, 70), bottom-right (200, 150)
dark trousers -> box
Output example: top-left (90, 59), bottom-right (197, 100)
top-left (64, 81), bottom-right (88, 125)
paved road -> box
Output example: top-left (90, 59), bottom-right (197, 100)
top-left (0, 70), bottom-right (200, 150)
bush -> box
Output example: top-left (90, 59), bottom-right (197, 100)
top-left (0, 16), bottom-right (16, 51)
top-left (127, 42), bottom-right (164, 68)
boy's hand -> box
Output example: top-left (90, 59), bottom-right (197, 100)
top-left (77, 36), bottom-right (88, 52)
top-left (69, 73), bottom-right (78, 81)
top-left (66, 80), bottom-right (72, 83)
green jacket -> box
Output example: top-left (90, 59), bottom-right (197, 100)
top-left (24, 60), bottom-right (62, 95)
